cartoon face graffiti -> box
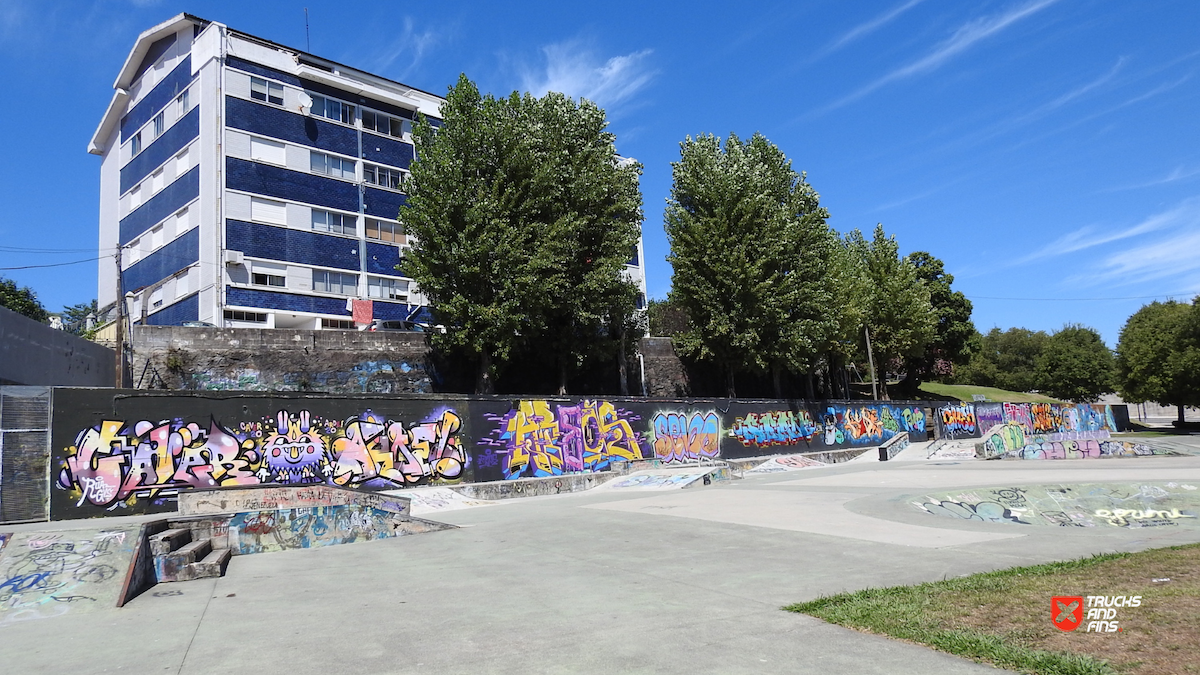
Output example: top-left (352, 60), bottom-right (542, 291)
top-left (261, 411), bottom-right (330, 483)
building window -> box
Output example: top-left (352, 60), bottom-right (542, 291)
top-left (252, 272), bottom-right (286, 287)
top-left (310, 151), bottom-right (356, 180)
top-left (321, 318), bottom-right (354, 329)
top-left (177, 89), bottom-right (189, 114)
top-left (312, 209), bottom-right (357, 236)
top-left (131, 132), bottom-right (142, 156)
top-left (310, 95), bottom-right (355, 125)
top-left (364, 164), bottom-right (405, 191)
top-left (250, 197), bottom-right (287, 225)
top-left (362, 110), bottom-right (410, 138)
top-left (153, 112), bottom-right (164, 138)
top-left (312, 270), bottom-right (358, 295)
top-left (224, 309), bottom-right (267, 323)
top-left (368, 276), bottom-right (409, 301)
top-left (249, 136), bottom-right (286, 165)
top-left (250, 76), bottom-right (284, 105)
top-left (365, 218), bottom-right (404, 243)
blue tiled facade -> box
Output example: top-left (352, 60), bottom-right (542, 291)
top-left (361, 132), bottom-right (414, 170)
top-left (364, 186), bottom-right (407, 219)
top-left (119, 165), bottom-right (200, 245)
top-left (226, 219), bottom-right (360, 271)
top-left (120, 106), bottom-right (200, 193)
top-left (124, 227), bottom-right (200, 291)
top-left (364, 241), bottom-right (402, 275)
top-left (142, 292), bottom-right (199, 326)
top-left (226, 157), bottom-right (360, 213)
top-left (227, 286), bottom-right (352, 316)
top-left (225, 96), bottom-right (358, 157)
top-left (226, 56), bottom-right (421, 122)
top-left (120, 56), bottom-right (194, 142)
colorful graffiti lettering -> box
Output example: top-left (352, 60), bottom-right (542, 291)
top-left (939, 403), bottom-right (977, 439)
top-left (914, 498), bottom-right (1028, 524)
top-left (1029, 403), bottom-right (1061, 434)
top-left (729, 410), bottom-right (818, 448)
top-left (55, 409), bottom-right (464, 511)
top-left (485, 400), bottom-right (645, 480)
top-left (821, 404), bottom-right (924, 446)
top-left (651, 411), bottom-right (721, 462)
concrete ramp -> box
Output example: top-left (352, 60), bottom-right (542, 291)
top-left (743, 454), bottom-right (828, 475)
top-left (392, 488), bottom-right (498, 516)
top-left (602, 466), bottom-right (730, 491)
top-left (0, 525), bottom-right (141, 625)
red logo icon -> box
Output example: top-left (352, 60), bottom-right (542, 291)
top-left (1052, 596), bottom-right (1084, 631)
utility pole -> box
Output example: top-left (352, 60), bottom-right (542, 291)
top-left (114, 249), bottom-right (125, 388)
top-left (865, 326), bottom-right (878, 401)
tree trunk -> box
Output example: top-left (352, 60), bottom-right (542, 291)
top-left (804, 371), bottom-right (814, 400)
top-left (1179, 404), bottom-right (1187, 427)
top-left (772, 364), bottom-right (783, 399)
top-left (618, 329), bottom-right (629, 396)
top-left (476, 351), bottom-right (495, 395)
top-left (726, 366), bottom-right (736, 398)
top-left (557, 360), bottom-right (568, 396)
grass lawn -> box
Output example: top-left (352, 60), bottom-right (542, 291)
top-left (786, 544), bottom-right (1200, 675)
top-left (920, 382), bottom-right (1062, 403)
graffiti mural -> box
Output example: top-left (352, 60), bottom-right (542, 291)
top-left (481, 400), bottom-right (646, 480)
top-left (975, 421), bottom-right (1175, 460)
top-left (729, 410), bottom-right (819, 448)
top-left (938, 403), bottom-right (977, 439)
top-left (915, 483), bottom-right (1200, 528)
top-left (225, 504), bottom-right (397, 555)
top-left (650, 411), bottom-right (721, 462)
top-left (821, 404), bottom-right (926, 447)
top-left (54, 408), bottom-right (464, 516)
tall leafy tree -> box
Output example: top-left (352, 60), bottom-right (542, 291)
top-left (1116, 300), bottom-right (1200, 424)
top-left (646, 296), bottom-right (689, 337)
top-left (62, 299), bottom-right (99, 334)
top-left (899, 252), bottom-right (976, 393)
top-left (0, 277), bottom-right (48, 322)
top-left (957, 327), bottom-right (1050, 393)
top-left (665, 132), bottom-right (836, 397)
top-left (852, 224), bottom-right (936, 399)
top-left (1036, 324), bottom-right (1113, 402)
top-left (400, 75), bottom-right (641, 394)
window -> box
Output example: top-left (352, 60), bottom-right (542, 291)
top-left (363, 164), bottom-right (405, 191)
top-left (362, 110), bottom-right (410, 138)
top-left (224, 309), bottom-right (267, 323)
top-left (365, 218), bottom-right (404, 243)
top-left (628, 245), bottom-right (640, 266)
top-left (313, 270), bottom-right (358, 295)
top-left (250, 137), bottom-right (286, 165)
top-left (321, 318), bottom-right (354, 329)
top-left (368, 276), bottom-right (409, 301)
top-left (312, 210), bottom-right (357, 235)
top-left (250, 76), bottom-right (284, 105)
top-left (131, 132), bottom-right (142, 156)
top-left (252, 272), bottom-right (286, 287)
top-left (310, 95), bottom-right (355, 124)
top-left (150, 168), bottom-right (163, 193)
top-left (250, 197), bottom-right (287, 225)
top-left (177, 89), bottom-right (190, 115)
top-left (153, 112), bottom-right (164, 138)
top-left (310, 151), bottom-right (356, 180)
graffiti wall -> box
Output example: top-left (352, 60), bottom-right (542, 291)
top-left (932, 402), bottom-right (1122, 442)
top-left (976, 421), bottom-right (1174, 460)
top-left (913, 483), bottom-right (1200, 528)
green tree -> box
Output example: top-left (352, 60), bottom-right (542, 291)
top-left (0, 277), bottom-right (48, 322)
top-left (1035, 324), bottom-right (1113, 402)
top-left (665, 132), bottom-right (836, 397)
top-left (957, 327), bottom-right (1049, 393)
top-left (1116, 300), bottom-right (1200, 424)
top-left (646, 296), bottom-right (689, 337)
top-left (62, 299), bottom-right (99, 335)
top-left (899, 252), bottom-right (976, 393)
top-left (400, 75), bottom-right (641, 394)
top-left (850, 224), bottom-right (936, 400)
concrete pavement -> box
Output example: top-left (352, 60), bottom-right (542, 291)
top-left (4, 452), bottom-right (1200, 674)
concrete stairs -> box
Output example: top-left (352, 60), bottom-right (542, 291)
top-left (146, 522), bottom-right (231, 583)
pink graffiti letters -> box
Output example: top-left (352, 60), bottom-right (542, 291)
top-left (487, 400), bottom-right (645, 479)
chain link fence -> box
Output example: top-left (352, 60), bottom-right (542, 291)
top-left (0, 386), bottom-right (51, 523)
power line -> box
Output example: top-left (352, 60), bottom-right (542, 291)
top-left (968, 292), bottom-right (1197, 302)
top-left (0, 256), bottom-right (106, 271)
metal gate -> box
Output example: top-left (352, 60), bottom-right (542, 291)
top-left (0, 386), bottom-right (51, 523)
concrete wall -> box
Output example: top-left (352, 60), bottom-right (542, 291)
top-left (131, 325), bottom-right (431, 393)
top-left (0, 306), bottom-right (115, 387)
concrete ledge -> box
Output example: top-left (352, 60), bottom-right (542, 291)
top-left (878, 433), bottom-right (910, 461)
top-left (725, 446), bottom-right (871, 472)
top-left (451, 472), bottom-right (619, 500)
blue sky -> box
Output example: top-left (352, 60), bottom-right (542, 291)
top-left (1, 1), bottom-right (1198, 345)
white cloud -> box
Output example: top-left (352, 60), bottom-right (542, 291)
top-left (1019, 197), bottom-right (1200, 266)
top-left (366, 17), bottom-right (438, 80)
top-left (1106, 165), bottom-right (1200, 192)
top-left (521, 40), bottom-right (655, 111)
top-left (820, 0), bottom-right (1062, 112)
top-left (815, 0), bottom-right (929, 59)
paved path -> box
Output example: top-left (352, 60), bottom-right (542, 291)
top-left (4, 455), bottom-right (1200, 674)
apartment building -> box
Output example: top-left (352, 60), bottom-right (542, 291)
top-left (90, 14), bottom-right (648, 330)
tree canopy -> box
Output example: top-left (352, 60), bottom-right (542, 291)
top-left (665, 132), bottom-right (837, 397)
top-left (956, 327), bottom-right (1050, 393)
top-left (1116, 299), bottom-right (1200, 422)
top-left (400, 74), bottom-right (642, 394)
top-left (0, 277), bottom-right (48, 323)
top-left (901, 251), bottom-right (975, 392)
top-left (1036, 324), bottom-right (1113, 402)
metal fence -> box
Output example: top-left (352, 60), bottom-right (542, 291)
top-left (0, 386), bottom-right (51, 523)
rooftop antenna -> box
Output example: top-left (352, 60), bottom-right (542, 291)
top-left (304, 8), bottom-right (310, 52)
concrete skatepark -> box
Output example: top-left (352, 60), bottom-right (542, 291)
top-left (4, 436), bottom-right (1200, 674)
